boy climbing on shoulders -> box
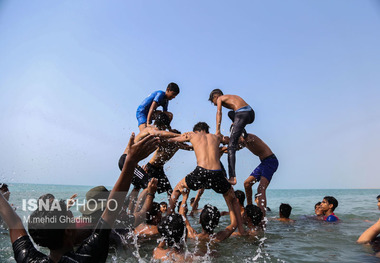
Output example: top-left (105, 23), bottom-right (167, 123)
top-left (208, 89), bottom-right (255, 184)
top-left (136, 82), bottom-right (180, 132)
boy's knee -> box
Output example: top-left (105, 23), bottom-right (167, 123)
top-left (244, 180), bottom-right (253, 189)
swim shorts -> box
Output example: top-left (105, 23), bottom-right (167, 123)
top-left (250, 154), bottom-right (279, 183)
top-left (185, 166), bottom-right (231, 194)
top-left (146, 162), bottom-right (173, 195)
top-left (118, 154), bottom-right (150, 190)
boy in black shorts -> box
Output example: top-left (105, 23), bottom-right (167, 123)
top-left (167, 122), bottom-right (246, 235)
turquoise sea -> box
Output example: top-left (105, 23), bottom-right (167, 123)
top-left (1, 184), bottom-right (379, 262)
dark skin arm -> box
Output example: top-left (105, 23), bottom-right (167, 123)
top-left (101, 134), bottom-right (159, 226)
top-left (0, 192), bottom-right (27, 243)
top-left (134, 179), bottom-right (158, 226)
top-left (214, 200), bottom-right (238, 242)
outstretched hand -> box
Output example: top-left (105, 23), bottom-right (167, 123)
top-left (125, 133), bottom-right (160, 163)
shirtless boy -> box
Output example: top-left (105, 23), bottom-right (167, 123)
top-left (209, 89), bottom-right (255, 184)
top-left (243, 133), bottom-right (279, 217)
top-left (167, 122), bottom-right (245, 234)
top-left (136, 82), bottom-right (179, 131)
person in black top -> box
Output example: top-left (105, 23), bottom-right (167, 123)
top-left (0, 133), bottom-right (159, 263)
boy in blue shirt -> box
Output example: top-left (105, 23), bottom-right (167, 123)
top-left (320, 196), bottom-right (339, 222)
top-left (136, 82), bottom-right (180, 131)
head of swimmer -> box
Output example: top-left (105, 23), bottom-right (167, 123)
top-left (208, 89), bottom-right (223, 106)
top-left (165, 82), bottom-right (180, 100)
top-left (0, 183), bottom-right (10, 201)
top-left (314, 202), bottom-right (324, 216)
top-left (28, 199), bottom-right (78, 250)
top-left (377, 195), bottom-right (380, 210)
top-left (193, 122), bottom-right (210, 133)
top-left (320, 196), bottom-right (338, 213)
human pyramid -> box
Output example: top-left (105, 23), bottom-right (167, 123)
top-left (118, 82), bottom-right (280, 260)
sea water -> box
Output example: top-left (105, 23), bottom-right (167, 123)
top-left (0, 184), bottom-right (379, 262)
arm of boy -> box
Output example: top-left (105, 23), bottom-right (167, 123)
top-left (215, 203), bottom-right (238, 242)
top-left (146, 101), bottom-right (159, 125)
top-left (101, 133), bottom-right (159, 226)
top-left (134, 179), bottom-right (158, 226)
top-left (357, 217), bottom-right (380, 244)
top-left (0, 192), bottom-right (27, 243)
top-left (216, 97), bottom-right (223, 135)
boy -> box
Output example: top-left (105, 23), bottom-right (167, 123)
top-left (243, 133), bottom-right (279, 217)
top-left (276, 203), bottom-right (294, 222)
top-left (180, 204), bottom-right (237, 242)
top-left (377, 195), bottom-right (380, 210)
top-left (167, 122), bottom-right (245, 235)
top-left (234, 204), bottom-right (263, 236)
top-left (320, 196), bottom-right (339, 222)
top-left (209, 89), bottom-right (255, 182)
top-left (0, 133), bottom-right (159, 263)
top-left (136, 82), bottom-right (180, 131)
top-left (153, 214), bottom-right (190, 261)
top-left (160, 202), bottom-right (168, 214)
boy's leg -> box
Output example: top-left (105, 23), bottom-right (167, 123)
top-left (168, 177), bottom-right (190, 214)
top-left (223, 187), bottom-right (246, 234)
top-left (256, 177), bottom-right (270, 217)
top-left (244, 176), bottom-right (257, 205)
top-left (228, 116), bottom-right (247, 178)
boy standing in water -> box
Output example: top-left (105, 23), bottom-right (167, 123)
top-left (320, 196), bottom-right (339, 222)
top-left (136, 82), bottom-right (180, 131)
top-left (209, 89), bottom-right (255, 184)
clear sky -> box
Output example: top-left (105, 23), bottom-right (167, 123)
top-left (0, 0), bottom-right (379, 189)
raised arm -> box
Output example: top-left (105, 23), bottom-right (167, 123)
top-left (216, 97), bottom-right (223, 135)
top-left (190, 188), bottom-right (204, 216)
top-left (179, 202), bottom-right (197, 239)
top-left (215, 200), bottom-right (238, 242)
top-left (147, 101), bottom-right (159, 125)
top-left (357, 218), bottom-right (380, 244)
top-left (101, 133), bottom-right (159, 226)
top-left (0, 192), bottom-right (27, 243)
top-left (134, 178), bottom-right (158, 226)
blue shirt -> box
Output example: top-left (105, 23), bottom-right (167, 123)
top-left (137, 90), bottom-right (168, 114)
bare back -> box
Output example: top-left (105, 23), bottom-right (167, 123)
top-left (149, 143), bottom-right (179, 167)
top-left (219, 95), bottom-right (249, 111)
top-left (189, 132), bottom-right (222, 170)
top-left (244, 134), bottom-right (273, 160)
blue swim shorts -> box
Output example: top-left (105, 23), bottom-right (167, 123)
top-left (250, 154), bottom-right (279, 183)
top-left (136, 110), bottom-right (148, 126)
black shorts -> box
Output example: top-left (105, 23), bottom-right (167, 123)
top-left (185, 166), bottom-right (231, 194)
top-left (118, 154), bottom-right (149, 190)
top-left (146, 163), bottom-right (173, 194)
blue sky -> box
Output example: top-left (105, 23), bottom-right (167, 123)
top-left (0, 0), bottom-right (379, 189)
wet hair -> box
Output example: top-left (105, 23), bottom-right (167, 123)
top-left (190, 198), bottom-right (195, 205)
top-left (234, 190), bottom-right (245, 206)
top-left (146, 202), bottom-right (161, 225)
top-left (0, 183), bottom-right (9, 192)
top-left (314, 202), bottom-right (321, 209)
top-left (160, 202), bottom-right (167, 207)
top-left (158, 214), bottom-right (186, 247)
top-left (167, 82), bottom-right (180, 94)
top-left (38, 193), bottom-right (55, 202)
top-left (155, 112), bottom-right (171, 129)
top-left (377, 195), bottom-right (380, 200)
top-left (200, 204), bottom-right (221, 234)
top-left (245, 204), bottom-right (263, 226)
top-left (28, 199), bottom-right (71, 250)
top-left (279, 203), bottom-right (292, 219)
top-left (193, 122), bottom-right (209, 133)
top-left (208, 89), bottom-right (223, 102)
top-left (323, 196), bottom-right (338, 211)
